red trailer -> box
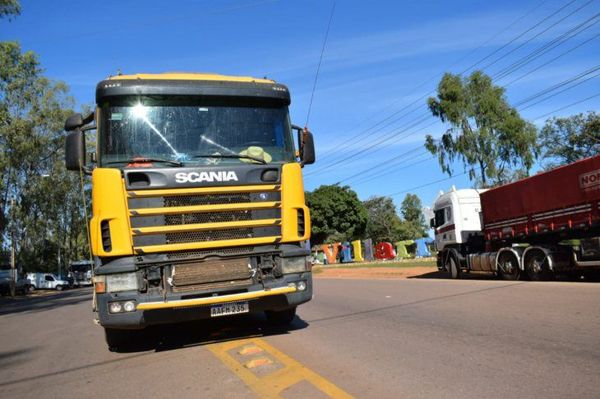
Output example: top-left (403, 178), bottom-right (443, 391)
top-left (431, 155), bottom-right (600, 280)
top-left (481, 155), bottom-right (600, 241)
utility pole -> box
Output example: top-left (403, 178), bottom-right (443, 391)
top-left (57, 243), bottom-right (61, 278)
top-left (10, 197), bottom-right (16, 298)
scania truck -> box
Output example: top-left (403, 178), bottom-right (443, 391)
top-left (64, 73), bottom-right (315, 350)
top-left (431, 155), bottom-right (600, 280)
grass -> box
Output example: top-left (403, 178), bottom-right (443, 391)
top-left (312, 258), bottom-right (437, 272)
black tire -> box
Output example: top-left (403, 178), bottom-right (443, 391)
top-left (497, 252), bottom-right (520, 280)
top-left (446, 254), bottom-right (461, 279)
top-left (55, 285), bottom-right (63, 291)
top-left (104, 328), bottom-right (139, 352)
top-left (525, 252), bottom-right (554, 281)
top-left (265, 307), bottom-right (297, 325)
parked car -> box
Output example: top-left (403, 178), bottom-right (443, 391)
top-left (0, 270), bottom-right (33, 295)
top-left (26, 273), bottom-right (70, 291)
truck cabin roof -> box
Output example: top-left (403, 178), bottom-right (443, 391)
top-left (96, 73), bottom-right (291, 106)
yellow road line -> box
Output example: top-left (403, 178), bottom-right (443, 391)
top-left (207, 338), bottom-right (354, 398)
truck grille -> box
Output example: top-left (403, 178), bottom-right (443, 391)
top-left (127, 184), bottom-right (282, 254)
top-left (171, 258), bottom-right (253, 293)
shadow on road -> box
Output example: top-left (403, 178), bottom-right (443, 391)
top-left (0, 289), bottom-right (92, 316)
top-left (409, 270), bottom-right (498, 280)
top-left (408, 270), bottom-right (600, 282)
top-left (113, 313), bottom-right (309, 354)
top-left (0, 347), bottom-right (40, 370)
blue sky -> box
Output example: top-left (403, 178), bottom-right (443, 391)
top-left (2, 0), bottom-right (599, 212)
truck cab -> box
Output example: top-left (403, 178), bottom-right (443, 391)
top-left (431, 187), bottom-right (486, 251)
top-left (64, 73), bottom-right (316, 350)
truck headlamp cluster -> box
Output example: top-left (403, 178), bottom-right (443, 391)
top-left (281, 256), bottom-right (309, 274)
top-left (106, 273), bottom-right (139, 293)
top-left (108, 300), bottom-right (137, 314)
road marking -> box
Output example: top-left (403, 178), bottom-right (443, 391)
top-left (207, 338), bottom-right (354, 398)
top-left (245, 357), bottom-right (274, 369)
top-left (239, 345), bottom-right (264, 356)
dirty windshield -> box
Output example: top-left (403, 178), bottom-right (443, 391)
top-left (99, 97), bottom-right (296, 166)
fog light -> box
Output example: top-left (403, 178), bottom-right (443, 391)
top-left (109, 302), bottom-right (123, 314)
top-left (123, 301), bottom-right (136, 312)
top-left (281, 256), bottom-right (308, 274)
top-left (297, 281), bottom-right (307, 291)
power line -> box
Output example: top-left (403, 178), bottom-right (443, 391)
top-left (337, 147), bottom-right (431, 184)
top-left (315, 0), bottom-right (551, 162)
top-left (343, 70), bottom-right (600, 191)
top-left (504, 31), bottom-right (600, 87)
top-left (350, 155), bottom-right (435, 187)
top-left (532, 91), bottom-right (600, 120)
top-left (481, 0), bottom-right (596, 75)
top-left (514, 64), bottom-right (600, 107)
top-left (458, 0), bottom-right (580, 75)
top-left (494, 11), bottom-right (600, 81)
top-left (519, 71), bottom-right (600, 111)
top-left (305, 114), bottom-right (432, 177)
top-left (305, 1), bottom-right (336, 127)
top-left (387, 171), bottom-right (469, 198)
top-left (309, 0), bottom-right (585, 173)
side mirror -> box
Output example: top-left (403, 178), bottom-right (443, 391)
top-left (291, 124), bottom-right (316, 166)
top-left (301, 130), bottom-right (315, 166)
top-left (65, 113), bottom-right (84, 132)
top-left (65, 130), bottom-right (86, 171)
top-left (65, 112), bottom-right (95, 132)
top-left (430, 218), bottom-right (435, 228)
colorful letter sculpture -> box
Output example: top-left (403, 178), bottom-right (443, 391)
top-left (374, 242), bottom-right (396, 260)
top-left (321, 243), bottom-right (339, 264)
top-left (362, 239), bottom-right (374, 261)
top-left (351, 240), bottom-right (364, 262)
top-left (341, 242), bottom-right (353, 263)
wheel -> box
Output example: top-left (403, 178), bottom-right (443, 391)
top-left (25, 285), bottom-right (34, 294)
top-left (525, 252), bottom-right (554, 281)
top-left (55, 285), bottom-right (63, 291)
top-left (265, 307), bottom-right (296, 325)
top-left (446, 254), bottom-right (461, 279)
top-left (104, 328), bottom-right (139, 352)
top-left (497, 252), bottom-right (520, 280)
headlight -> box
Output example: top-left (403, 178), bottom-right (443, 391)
top-left (281, 256), bottom-right (309, 274)
top-left (106, 273), bottom-right (138, 292)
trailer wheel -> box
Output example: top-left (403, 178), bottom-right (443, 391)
top-left (497, 252), bottom-right (520, 280)
top-left (446, 255), bottom-right (461, 279)
top-left (525, 251), bottom-right (554, 281)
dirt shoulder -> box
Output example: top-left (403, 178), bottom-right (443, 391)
top-left (313, 259), bottom-right (438, 280)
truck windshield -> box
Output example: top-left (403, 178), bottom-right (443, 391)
top-left (98, 97), bottom-right (296, 166)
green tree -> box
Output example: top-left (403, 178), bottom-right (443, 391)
top-left (400, 193), bottom-right (427, 238)
top-left (539, 112), bottom-right (600, 169)
top-left (363, 196), bottom-right (403, 242)
top-left (306, 185), bottom-right (367, 245)
top-left (0, 0), bottom-right (20, 20)
top-left (425, 71), bottom-right (538, 187)
top-left (0, 40), bottom-right (90, 273)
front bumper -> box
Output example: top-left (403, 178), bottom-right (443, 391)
top-left (96, 272), bottom-right (312, 329)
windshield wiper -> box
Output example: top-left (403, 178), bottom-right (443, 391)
top-left (190, 154), bottom-right (267, 165)
top-left (104, 157), bottom-right (183, 167)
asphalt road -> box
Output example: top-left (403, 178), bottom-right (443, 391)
top-left (1, 277), bottom-right (599, 398)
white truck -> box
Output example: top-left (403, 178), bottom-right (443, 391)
top-left (27, 273), bottom-right (70, 291)
top-left (431, 156), bottom-right (600, 280)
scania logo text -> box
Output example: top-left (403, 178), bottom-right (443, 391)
top-left (175, 171), bottom-right (239, 183)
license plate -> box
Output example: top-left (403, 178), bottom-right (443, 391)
top-left (210, 301), bottom-right (249, 318)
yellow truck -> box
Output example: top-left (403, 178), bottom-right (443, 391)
top-left (64, 73), bottom-right (315, 350)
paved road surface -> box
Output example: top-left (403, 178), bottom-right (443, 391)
top-left (1, 277), bottom-right (599, 398)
